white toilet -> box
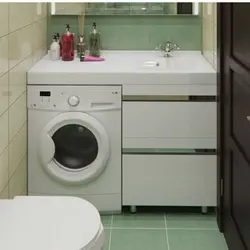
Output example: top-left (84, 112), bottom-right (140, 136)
top-left (0, 196), bottom-right (104, 250)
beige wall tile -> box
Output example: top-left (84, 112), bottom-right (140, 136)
top-left (0, 35), bottom-right (9, 77)
top-left (203, 3), bottom-right (213, 23)
top-left (213, 23), bottom-right (217, 54)
top-left (42, 3), bottom-right (48, 19)
top-left (35, 3), bottom-right (47, 21)
top-left (0, 184), bottom-right (8, 199)
top-left (33, 18), bottom-right (47, 52)
top-left (33, 45), bottom-right (47, 65)
top-left (9, 154), bottom-right (27, 199)
top-left (213, 3), bottom-right (217, 26)
top-left (203, 18), bottom-right (214, 66)
top-left (0, 148), bottom-right (8, 194)
top-left (9, 56), bottom-right (32, 105)
top-left (9, 123), bottom-right (27, 178)
top-left (203, 19), bottom-right (213, 52)
top-left (204, 50), bottom-right (214, 66)
top-left (0, 111), bottom-right (8, 156)
top-left (213, 52), bottom-right (217, 70)
top-left (22, 187), bottom-right (27, 196)
top-left (0, 4), bottom-right (9, 38)
top-left (9, 91), bottom-right (27, 141)
top-left (202, 3), bottom-right (217, 69)
top-left (0, 3), bottom-right (47, 197)
top-left (0, 73), bottom-right (9, 117)
top-left (9, 3), bottom-right (36, 33)
top-left (8, 25), bottom-right (33, 70)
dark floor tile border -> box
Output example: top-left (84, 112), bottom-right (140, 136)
top-left (122, 206), bottom-right (216, 214)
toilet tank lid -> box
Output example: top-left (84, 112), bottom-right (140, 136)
top-left (0, 196), bottom-right (102, 250)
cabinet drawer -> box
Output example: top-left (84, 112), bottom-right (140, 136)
top-left (122, 154), bottom-right (217, 206)
top-left (123, 102), bottom-right (216, 148)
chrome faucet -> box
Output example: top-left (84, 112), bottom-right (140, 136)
top-left (155, 41), bottom-right (180, 57)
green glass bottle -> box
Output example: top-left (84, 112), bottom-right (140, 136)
top-left (88, 22), bottom-right (101, 58)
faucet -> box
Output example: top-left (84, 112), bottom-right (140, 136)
top-left (155, 41), bottom-right (180, 57)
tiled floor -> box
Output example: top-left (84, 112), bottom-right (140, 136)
top-left (101, 213), bottom-right (228, 250)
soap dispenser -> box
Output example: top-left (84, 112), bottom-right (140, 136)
top-left (62, 24), bottom-right (74, 61)
top-left (88, 22), bottom-right (101, 58)
top-left (50, 34), bottom-right (60, 61)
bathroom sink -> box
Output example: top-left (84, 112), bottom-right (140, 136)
top-left (28, 50), bottom-right (216, 86)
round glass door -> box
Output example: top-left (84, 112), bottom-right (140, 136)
top-left (39, 112), bottom-right (110, 184)
top-left (52, 124), bottom-right (98, 170)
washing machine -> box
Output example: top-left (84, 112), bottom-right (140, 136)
top-left (27, 85), bottom-right (122, 213)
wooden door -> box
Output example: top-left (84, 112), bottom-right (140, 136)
top-left (220, 3), bottom-right (250, 250)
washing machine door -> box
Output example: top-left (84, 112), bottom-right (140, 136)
top-left (38, 112), bottom-right (109, 184)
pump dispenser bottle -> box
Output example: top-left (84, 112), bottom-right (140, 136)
top-left (88, 22), bottom-right (101, 57)
top-left (62, 24), bottom-right (74, 61)
top-left (50, 34), bottom-right (60, 61)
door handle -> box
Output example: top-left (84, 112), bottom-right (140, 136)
top-left (247, 116), bottom-right (250, 122)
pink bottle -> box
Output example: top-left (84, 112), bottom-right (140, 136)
top-left (62, 24), bottom-right (74, 61)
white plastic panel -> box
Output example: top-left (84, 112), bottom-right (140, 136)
top-left (27, 85), bottom-right (121, 111)
top-left (123, 137), bottom-right (216, 149)
top-left (123, 102), bottom-right (216, 149)
top-left (122, 154), bottom-right (217, 206)
top-left (123, 84), bottom-right (216, 96)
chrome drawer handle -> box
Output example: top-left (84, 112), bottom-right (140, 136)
top-left (247, 116), bottom-right (250, 122)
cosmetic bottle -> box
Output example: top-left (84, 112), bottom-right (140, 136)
top-left (50, 34), bottom-right (60, 61)
top-left (62, 24), bottom-right (74, 61)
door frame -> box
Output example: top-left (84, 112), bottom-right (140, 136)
top-left (217, 2), bottom-right (224, 232)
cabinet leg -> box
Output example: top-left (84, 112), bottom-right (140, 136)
top-left (130, 206), bottom-right (137, 213)
top-left (201, 206), bottom-right (208, 214)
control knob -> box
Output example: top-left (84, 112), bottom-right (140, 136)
top-left (68, 95), bottom-right (80, 106)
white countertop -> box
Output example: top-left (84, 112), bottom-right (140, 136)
top-left (28, 51), bottom-right (216, 87)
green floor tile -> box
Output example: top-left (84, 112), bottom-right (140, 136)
top-left (104, 229), bottom-right (111, 250)
top-left (101, 215), bottom-right (112, 227)
top-left (168, 230), bottom-right (228, 250)
top-left (113, 213), bottom-right (165, 228)
top-left (110, 229), bottom-right (168, 250)
top-left (166, 214), bottom-right (218, 229)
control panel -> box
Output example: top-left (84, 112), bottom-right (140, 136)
top-left (27, 85), bottom-right (122, 111)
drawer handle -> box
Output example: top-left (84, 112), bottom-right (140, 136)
top-left (247, 116), bottom-right (250, 122)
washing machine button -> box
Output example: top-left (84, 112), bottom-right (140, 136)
top-left (68, 95), bottom-right (80, 106)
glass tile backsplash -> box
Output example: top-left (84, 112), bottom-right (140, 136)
top-left (48, 15), bottom-right (202, 50)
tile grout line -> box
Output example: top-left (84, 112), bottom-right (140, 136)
top-left (106, 227), bottom-right (166, 230)
top-left (103, 227), bottom-right (219, 231)
top-left (108, 214), bottom-right (114, 250)
top-left (164, 213), bottom-right (170, 250)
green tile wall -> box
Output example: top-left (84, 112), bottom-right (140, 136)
top-left (48, 15), bottom-right (202, 50)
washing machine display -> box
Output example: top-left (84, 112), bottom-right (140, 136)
top-left (38, 112), bottom-right (110, 184)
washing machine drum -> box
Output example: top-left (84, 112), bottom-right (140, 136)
top-left (52, 124), bottom-right (99, 170)
top-left (0, 196), bottom-right (104, 250)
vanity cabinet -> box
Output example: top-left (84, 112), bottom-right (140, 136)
top-left (122, 94), bottom-right (217, 207)
top-left (123, 101), bottom-right (216, 149)
top-left (122, 154), bottom-right (217, 206)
